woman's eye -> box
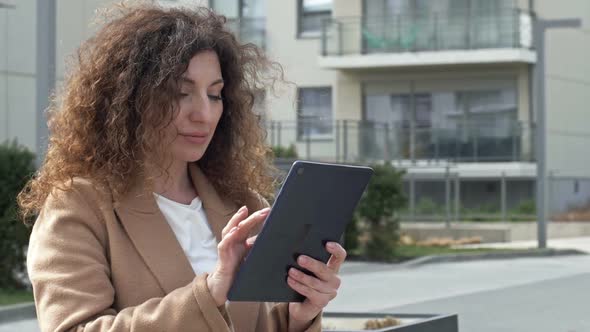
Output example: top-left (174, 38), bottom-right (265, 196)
top-left (208, 94), bottom-right (223, 101)
top-left (179, 92), bottom-right (189, 97)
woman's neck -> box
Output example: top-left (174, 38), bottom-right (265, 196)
top-left (152, 160), bottom-right (197, 204)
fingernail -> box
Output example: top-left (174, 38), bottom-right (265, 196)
top-left (298, 256), bottom-right (308, 265)
top-left (259, 207), bottom-right (271, 216)
top-left (238, 206), bottom-right (247, 214)
top-left (327, 242), bottom-right (337, 249)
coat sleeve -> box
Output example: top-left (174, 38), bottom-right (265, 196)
top-left (247, 192), bottom-right (322, 332)
top-left (27, 185), bottom-right (232, 332)
top-left (257, 302), bottom-right (322, 332)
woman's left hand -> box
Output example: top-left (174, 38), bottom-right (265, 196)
top-left (286, 241), bottom-right (347, 331)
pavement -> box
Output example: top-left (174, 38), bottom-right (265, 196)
top-left (329, 254), bottom-right (590, 332)
top-left (454, 236), bottom-right (590, 253)
top-left (2, 237), bottom-right (589, 332)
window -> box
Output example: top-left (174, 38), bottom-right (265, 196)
top-left (297, 87), bottom-right (333, 140)
top-left (0, 0), bottom-right (15, 8)
top-left (211, 0), bottom-right (240, 18)
top-left (210, 0), bottom-right (266, 48)
top-left (298, 0), bottom-right (332, 38)
top-left (211, 0), bottom-right (265, 18)
top-left (364, 80), bottom-right (518, 161)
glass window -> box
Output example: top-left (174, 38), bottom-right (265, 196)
top-left (211, 0), bottom-right (265, 18)
top-left (297, 87), bottom-right (333, 140)
top-left (298, 0), bottom-right (332, 37)
top-left (210, 0), bottom-right (266, 48)
top-left (364, 81), bottom-right (518, 161)
top-left (363, 0), bottom-right (516, 51)
top-left (210, 0), bottom-right (239, 19)
top-left (242, 0), bottom-right (265, 18)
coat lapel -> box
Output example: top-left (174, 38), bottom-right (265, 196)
top-left (190, 164), bottom-right (262, 332)
top-left (114, 163), bottom-right (261, 331)
top-left (113, 176), bottom-right (196, 294)
top-left (188, 164), bottom-right (237, 242)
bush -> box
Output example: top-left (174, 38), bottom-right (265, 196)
top-left (511, 199), bottom-right (536, 215)
top-left (0, 140), bottom-right (36, 289)
top-left (345, 164), bottom-right (406, 260)
top-left (271, 144), bottom-right (298, 159)
top-left (414, 198), bottom-right (444, 215)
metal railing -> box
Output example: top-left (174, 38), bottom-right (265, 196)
top-left (399, 173), bottom-right (590, 223)
top-left (227, 17), bottom-right (266, 49)
top-left (267, 119), bottom-right (534, 163)
top-left (321, 8), bottom-right (532, 56)
top-left (400, 169), bottom-right (536, 223)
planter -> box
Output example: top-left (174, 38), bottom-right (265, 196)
top-left (322, 312), bottom-right (458, 332)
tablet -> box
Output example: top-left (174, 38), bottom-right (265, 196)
top-left (227, 160), bottom-right (373, 302)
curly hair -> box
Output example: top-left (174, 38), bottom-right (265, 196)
top-left (18, 2), bottom-right (282, 224)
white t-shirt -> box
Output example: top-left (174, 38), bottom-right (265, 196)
top-left (153, 193), bottom-right (218, 275)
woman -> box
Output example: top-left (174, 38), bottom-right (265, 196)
top-left (17, 3), bottom-right (346, 331)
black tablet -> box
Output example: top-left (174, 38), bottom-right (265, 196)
top-left (227, 160), bottom-right (373, 302)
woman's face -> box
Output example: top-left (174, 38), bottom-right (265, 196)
top-left (164, 50), bottom-right (224, 164)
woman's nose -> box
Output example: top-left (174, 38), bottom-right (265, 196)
top-left (188, 94), bottom-right (210, 122)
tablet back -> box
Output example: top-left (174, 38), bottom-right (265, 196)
top-left (228, 161), bottom-right (373, 302)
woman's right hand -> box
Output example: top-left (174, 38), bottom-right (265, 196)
top-left (206, 206), bottom-right (269, 306)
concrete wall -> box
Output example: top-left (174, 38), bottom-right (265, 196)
top-left (0, 1), bottom-right (37, 151)
top-left (401, 221), bottom-right (590, 243)
top-left (0, 0), bottom-right (211, 155)
top-left (263, 0), bottom-right (337, 159)
top-left (534, 0), bottom-right (590, 178)
top-left (549, 177), bottom-right (590, 215)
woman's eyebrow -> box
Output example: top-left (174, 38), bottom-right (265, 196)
top-left (180, 76), bottom-right (195, 85)
top-left (209, 78), bottom-right (224, 87)
top-left (179, 77), bottom-right (224, 87)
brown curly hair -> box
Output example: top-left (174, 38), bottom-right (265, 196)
top-left (18, 2), bottom-right (282, 224)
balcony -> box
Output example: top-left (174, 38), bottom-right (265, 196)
top-left (267, 119), bottom-right (534, 164)
top-left (227, 17), bottom-right (266, 50)
top-left (0, 0), bottom-right (15, 8)
top-left (319, 9), bottom-right (535, 69)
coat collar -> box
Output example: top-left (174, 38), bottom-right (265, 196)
top-left (113, 163), bottom-right (239, 292)
top-left (113, 163), bottom-right (259, 330)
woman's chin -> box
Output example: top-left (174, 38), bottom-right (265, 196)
top-left (186, 151), bottom-right (206, 163)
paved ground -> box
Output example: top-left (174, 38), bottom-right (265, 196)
top-left (328, 254), bottom-right (590, 332)
top-left (385, 273), bottom-right (590, 332)
top-left (2, 240), bottom-right (589, 332)
top-left (456, 236), bottom-right (590, 253)
top-left (0, 320), bottom-right (38, 332)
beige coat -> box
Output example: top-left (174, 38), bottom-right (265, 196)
top-left (27, 163), bottom-right (321, 332)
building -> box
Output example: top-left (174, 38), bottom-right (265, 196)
top-left (1, 0), bottom-right (589, 221)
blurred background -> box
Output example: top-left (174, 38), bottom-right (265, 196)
top-left (2, 0), bottom-right (590, 225)
top-left (0, 1), bottom-right (590, 331)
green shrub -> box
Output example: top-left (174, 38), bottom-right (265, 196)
top-left (271, 144), bottom-right (298, 159)
top-left (346, 164), bottom-right (406, 260)
top-left (342, 214), bottom-right (361, 254)
top-left (414, 198), bottom-right (444, 215)
top-left (511, 199), bottom-right (536, 215)
top-left (0, 140), bottom-right (36, 289)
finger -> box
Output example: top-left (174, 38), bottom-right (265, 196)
top-left (222, 206), bottom-right (248, 238)
top-left (245, 235), bottom-right (258, 249)
top-left (297, 255), bottom-right (333, 282)
top-left (287, 276), bottom-right (332, 309)
top-left (288, 267), bottom-right (338, 295)
top-left (237, 207), bottom-right (269, 228)
top-left (229, 208), bottom-right (270, 242)
top-left (326, 242), bottom-right (347, 273)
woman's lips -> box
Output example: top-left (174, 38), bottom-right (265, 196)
top-left (181, 134), bottom-right (208, 144)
